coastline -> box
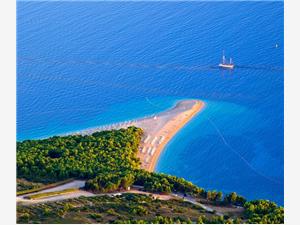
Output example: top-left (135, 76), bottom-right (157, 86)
top-left (136, 100), bottom-right (205, 171)
top-left (66, 99), bottom-right (205, 172)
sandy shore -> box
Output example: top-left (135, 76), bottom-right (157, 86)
top-left (66, 100), bottom-right (205, 172)
top-left (135, 100), bottom-right (205, 171)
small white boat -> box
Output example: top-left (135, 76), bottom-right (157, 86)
top-left (219, 51), bottom-right (234, 69)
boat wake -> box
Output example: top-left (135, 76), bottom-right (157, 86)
top-left (19, 56), bottom-right (283, 73)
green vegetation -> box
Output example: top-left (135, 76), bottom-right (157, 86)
top-left (25, 188), bottom-right (79, 200)
top-left (244, 200), bottom-right (284, 224)
top-left (134, 169), bottom-right (205, 196)
top-left (134, 170), bottom-right (243, 205)
top-left (85, 171), bottom-right (134, 193)
top-left (17, 194), bottom-right (239, 224)
top-left (223, 192), bottom-right (247, 206)
top-left (17, 127), bottom-right (284, 224)
top-left (17, 127), bottom-right (143, 183)
top-left (17, 179), bottom-right (74, 196)
top-left (16, 127), bottom-right (241, 204)
top-left (17, 179), bottom-right (43, 192)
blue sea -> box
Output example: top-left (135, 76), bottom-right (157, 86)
top-left (17, 1), bottom-right (284, 205)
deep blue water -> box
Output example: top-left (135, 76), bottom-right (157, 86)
top-left (17, 1), bottom-right (283, 205)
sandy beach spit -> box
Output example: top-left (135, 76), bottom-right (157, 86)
top-left (66, 100), bottom-right (205, 172)
top-left (135, 100), bottom-right (205, 171)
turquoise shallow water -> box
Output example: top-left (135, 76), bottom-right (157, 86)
top-left (17, 96), bottom-right (181, 140)
top-left (17, 1), bottom-right (283, 204)
top-left (156, 100), bottom-right (283, 204)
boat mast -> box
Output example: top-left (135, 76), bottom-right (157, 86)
top-left (230, 58), bottom-right (232, 64)
top-left (222, 50), bottom-right (226, 64)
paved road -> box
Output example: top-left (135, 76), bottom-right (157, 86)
top-left (17, 189), bottom-right (173, 205)
top-left (17, 180), bottom-right (223, 216)
top-left (17, 190), bottom-right (95, 205)
top-left (17, 181), bottom-right (174, 205)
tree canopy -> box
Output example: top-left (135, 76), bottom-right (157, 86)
top-left (244, 200), bottom-right (284, 223)
top-left (17, 127), bottom-right (143, 182)
top-left (17, 126), bottom-right (284, 224)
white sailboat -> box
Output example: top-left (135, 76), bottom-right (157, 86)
top-left (219, 51), bottom-right (234, 69)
